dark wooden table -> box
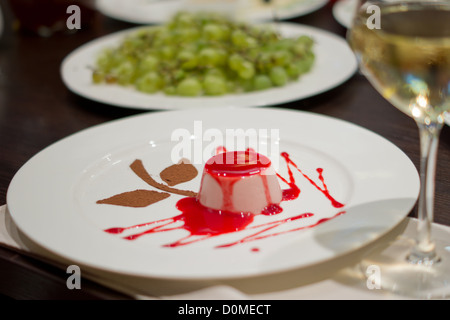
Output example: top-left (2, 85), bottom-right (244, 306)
top-left (0, 1), bottom-right (449, 300)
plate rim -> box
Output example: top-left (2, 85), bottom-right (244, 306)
top-left (332, 0), bottom-right (356, 28)
top-left (95, 0), bottom-right (329, 24)
top-left (6, 107), bottom-right (420, 280)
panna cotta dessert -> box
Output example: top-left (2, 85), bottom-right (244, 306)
top-left (197, 150), bottom-right (283, 214)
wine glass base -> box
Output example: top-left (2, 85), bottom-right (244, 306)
top-left (359, 235), bottom-right (450, 299)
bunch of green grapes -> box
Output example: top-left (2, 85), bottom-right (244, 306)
top-left (92, 12), bottom-right (315, 97)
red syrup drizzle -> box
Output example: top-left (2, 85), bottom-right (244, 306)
top-left (216, 211), bottom-right (346, 248)
top-left (280, 152), bottom-right (344, 209)
top-left (103, 151), bottom-right (345, 248)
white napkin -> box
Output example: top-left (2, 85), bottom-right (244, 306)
top-left (1, 204), bottom-right (436, 300)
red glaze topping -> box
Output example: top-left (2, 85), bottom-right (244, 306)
top-left (204, 151), bottom-right (271, 177)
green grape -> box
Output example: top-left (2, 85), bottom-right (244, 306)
top-left (256, 52), bottom-right (273, 73)
top-left (173, 69), bottom-right (186, 82)
top-left (160, 46), bottom-right (176, 60)
top-left (272, 50), bottom-right (293, 67)
top-left (173, 27), bottom-right (200, 43)
top-left (269, 66), bottom-right (288, 87)
top-left (176, 78), bottom-right (202, 96)
top-left (253, 74), bottom-right (273, 91)
top-left (105, 51), bottom-right (125, 72)
top-left (122, 36), bottom-right (145, 54)
top-left (152, 27), bottom-right (170, 47)
top-left (228, 54), bottom-right (244, 71)
top-left (199, 48), bottom-right (226, 67)
top-left (244, 36), bottom-right (258, 48)
top-left (206, 67), bottom-right (226, 79)
top-left (258, 28), bottom-right (280, 43)
top-left (272, 38), bottom-right (295, 51)
top-left (203, 75), bottom-right (228, 96)
top-left (231, 29), bottom-right (247, 47)
top-left (177, 50), bottom-right (198, 70)
top-left (286, 63), bottom-right (302, 79)
top-left (171, 12), bottom-right (196, 29)
top-left (230, 55), bottom-right (254, 78)
top-left (296, 52), bottom-right (315, 74)
top-left (296, 35), bottom-right (314, 48)
top-left (215, 49), bottom-right (228, 66)
top-left (237, 60), bottom-right (255, 79)
top-left (96, 49), bottom-right (114, 72)
top-left (114, 60), bottom-right (136, 85)
top-left (203, 23), bottom-right (226, 41)
top-left (92, 70), bottom-right (105, 84)
top-left (135, 72), bottom-right (163, 93)
top-left (164, 86), bottom-right (177, 95)
top-left (292, 36), bottom-right (314, 56)
top-left (245, 47), bottom-right (260, 61)
top-left (139, 55), bottom-right (159, 72)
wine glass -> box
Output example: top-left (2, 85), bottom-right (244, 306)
top-left (347, 0), bottom-right (450, 299)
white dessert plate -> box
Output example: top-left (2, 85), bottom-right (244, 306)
top-left (332, 0), bottom-right (357, 28)
top-left (7, 108), bottom-right (419, 280)
top-left (60, 23), bottom-right (357, 110)
top-left (95, 0), bottom-right (329, 25)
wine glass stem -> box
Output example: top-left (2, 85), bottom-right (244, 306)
top-left (408, 121), bottom-right (443, 265)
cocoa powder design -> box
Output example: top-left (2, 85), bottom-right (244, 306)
top-left (96, 159), bottom-right (198, 208)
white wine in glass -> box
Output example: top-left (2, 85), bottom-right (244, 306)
top-left (348, 0), bottom-right (450, 298)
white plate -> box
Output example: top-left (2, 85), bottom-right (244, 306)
top-left (61, 23), bottom-right (357, 110)
top-left (332, 0), bottom-right (357, 28)
top-left (7, 108), bottom-right (419, 279)
top-left (95, 0), bottom-right (329, 25)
